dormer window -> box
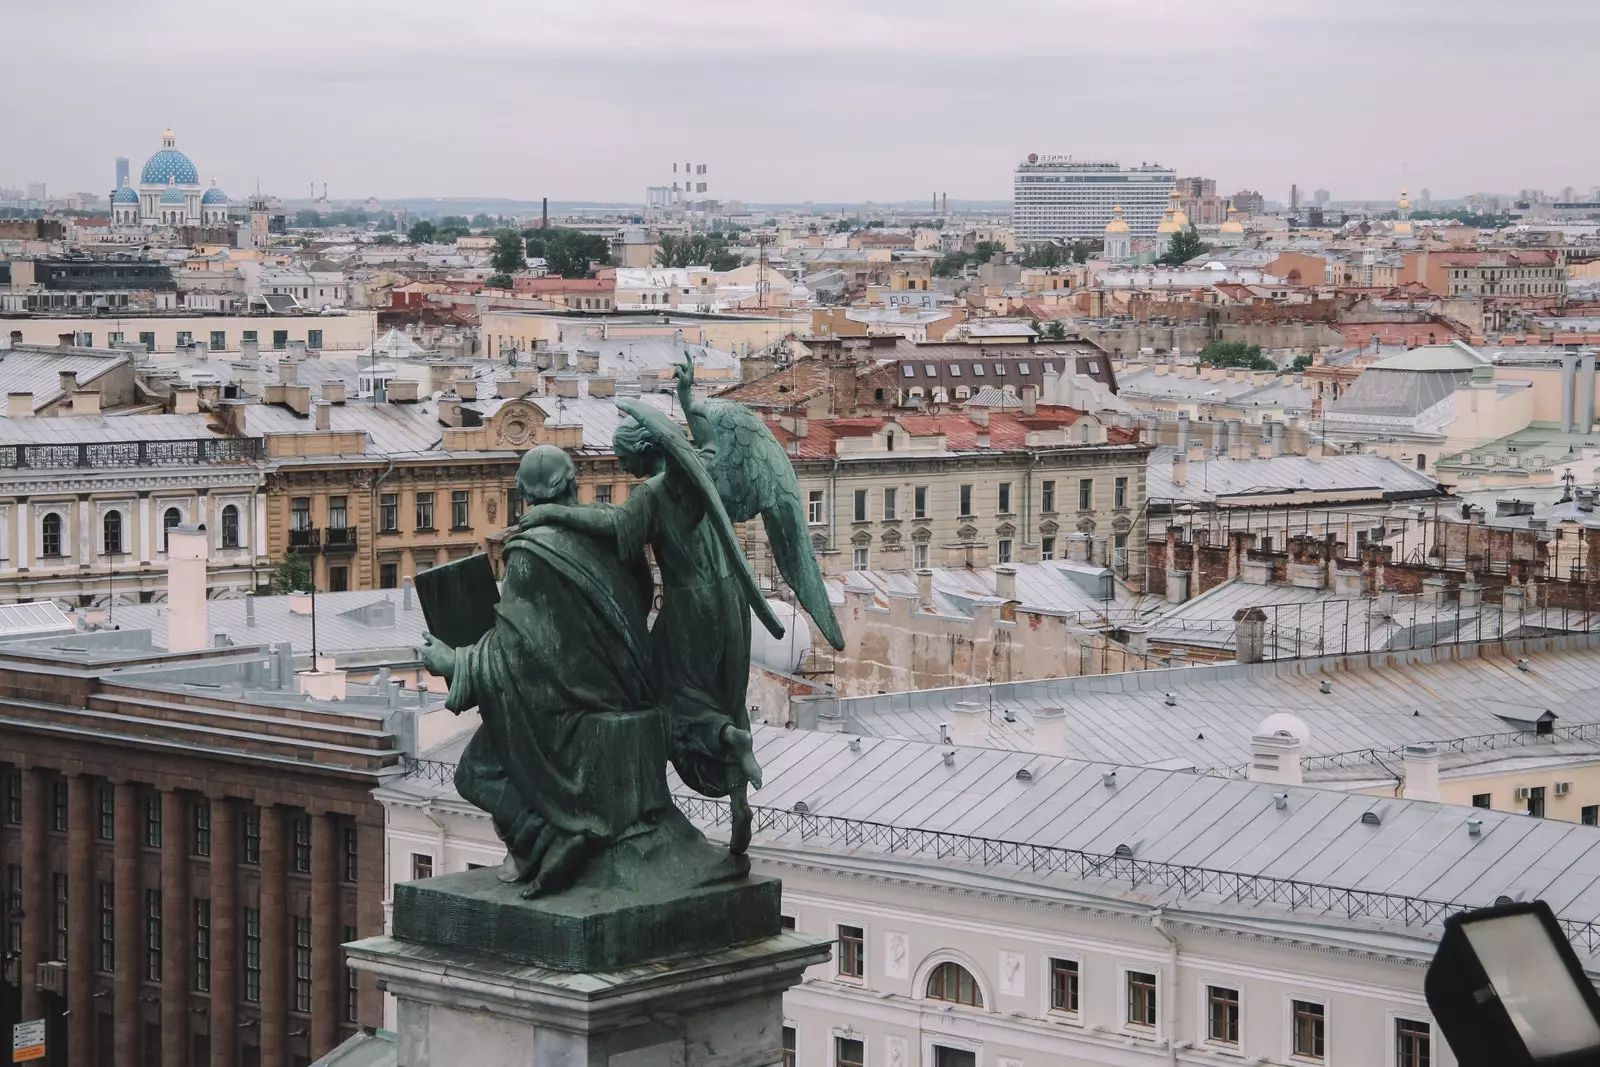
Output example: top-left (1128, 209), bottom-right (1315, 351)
top-left (950, 365), bottom-right (961, 377)
top-left (924, 365), bottom-right (937, 377)
top-left (972, 365), bottom-right (984, 377)
top-left (994, 364), bottom-right (1005, 376)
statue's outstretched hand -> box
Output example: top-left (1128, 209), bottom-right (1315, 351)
top-left (520, 504), bottom-right (558, 529)
top-left (421, 632), bottom-right (456, 682)
top-left (674, 350), bottom-right (696, 391)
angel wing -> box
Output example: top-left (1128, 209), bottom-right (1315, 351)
top-left (614, 399), bottom-right (786, 643)
top-left (693, 398), bottom-right (846, 651)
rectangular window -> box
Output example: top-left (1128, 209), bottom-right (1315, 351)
top-left (183, 802), bottom-right (207, 861)
top-left (241, 330), bottom-right (258, 344)
top-left (307, 329), bottom-right (324, 349)
top-left (379, 493), bottom-right (398, 532)
top-left (1115, 476), bottom-right (1129, 509)
top-left (328, 564), bottom-right (347, 593)
top-left (98, 880), bottom-right (115, 973)
top-left (344, 924), bottom-right (359, 1022)
top-left (5, 866), bottom-right (18, 955)
top-left (415, 492), bottom-right (435, 531)
top-left (594, 484), bottom-right (613, 505)
top-left (959, 484), bottom-right (973, 517)
top-left (1127, 970), bottom-right (1157, 1028)
top-left (1292, 1000), bottom-right (1325, 1060)
top-left (852, 547), bottom-right (869, 571)
top-left (1207, 986), bottom-right (1239, 1045)
top-left (411, 853), bottom-right (433, 880)
top-left (1585, 805), bottom-right (1599, 826)
top-left (139, 331), bottom-right (156, 351)
top-left (328, 495), bottom-right (348, 529)
top-left (244, 908), bottom-right (261, 1002)
top-left (145, 791), bottom-right (162, 848)
top-left (1041, 536), bottom-right (1056, 561)
top-left (209, 331), bottom-right (226, 352)
top-left (290, 497), bottom-right (312, 531)
top-left (1397, 1019), bottom-right (1430, 1067)
top-left (997, 538), bottom-right (1012, 565)
top-left (194, 899), bottom-right (211, 992)
top-left (807, 490), bottom-right (825, 526)
top-left (294, 916), bottom-right (312, 1013)
top-left (911, 486), bottom-right (928, 520)
top-left (176, 330), bottom-right (193, 347)
top-left (913, 542), bottom-right (929, 570)
top-left (837, 924), bottom-right (865, 978)
top-left (272, 330), bottom-right (289, 350)
top-left (507, 488), bottom-right (524, 524)
top-left (379, 563), bottom-right (398, 589)
top-left (343, 825), bottom-right (360, 882)
top-left (782, 1026), bottom-right (796, 1067)
top-left (1079, 478), bottom-right (1094, 511)
top-left (242, 806), bottom-right (261, 865)
top-left (292, 813), bottom-right (311, 873)
top-left (882, 487), bottom-right (897, 521)
top-left (145, 888), bottom-right (163, 981)
top-left (49, 874), bottom-right (66, 961)
top-left (451, 490), bottom-right (470, 530)
top-left (98, 785), bottom-right (115, 840)
top-left (6, 771), bottom-right (19, 824)
top-left (835, 1037), bottom-right (864, 1067)
top-left (1529, 786), bottom-right (1547, 818)
top-left (853, 489), bottom-right (868, 523)
top-left (1472, 793), bottom-right (1491, 808)
top-left (1050, 957), bottom-right (1079, 1013)
top-left (998, 482), bottom-right (1012, 514)
top-left (1041, 479), bottom-right (1056, 513)
top-left (51, 779), bottom-right (67, 832)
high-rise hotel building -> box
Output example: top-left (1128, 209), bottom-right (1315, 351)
top-left (1012, 154), bottom-right (1175, 242)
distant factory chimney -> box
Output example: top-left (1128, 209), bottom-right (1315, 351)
top-left (542, 197), bottom-right (548, 229)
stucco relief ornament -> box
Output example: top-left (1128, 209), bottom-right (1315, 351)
top-left (885, 931), bottom-right (910, 979)
top-left (886, 1036), bottom-right (908, 1067)
top-left (420, 353), bottom-right (844, 898)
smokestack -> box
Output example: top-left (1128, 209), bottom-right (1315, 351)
top-left (1562, 354), bottom-right (1578, 433)
top-left (1582, 352), bottom-right (1597, 431)
top-left (166, 525), bottom-right (210, 653)
top-left (942, 192), bottom-right (947, 215)
top-left (542, 197), bottom-right (548, 229)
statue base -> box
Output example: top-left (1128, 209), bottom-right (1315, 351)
top-left (344, 929), bottom-right (831, 1067)
top-left (393, 866), bottom-right (782, 973)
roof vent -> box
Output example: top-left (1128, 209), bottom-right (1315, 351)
top-left (1164, 692), bottom-right (1178, 707)
top-left (1102, 770), bottom-right (1117, 787)
top-left (792, 800), bottom-right (810, 814)
top-left (848, 737), bottom-right (861, 753)
top-left (1015, 768), bottom-right (1034, 782)
top-left (1467, 818), bottom-right (1483, 837)
top-left (1517, 658), bottom-right (1532, 672)
top-left (1274, 793), bottom-right (1289, 810)
top-left (1494, 894), bottom-right (1514, 906)
top-left (1113, 843), bottom-right (1134, 859)
top-left (1003, 708), bottom-right (1016, 723)
top-left (938, 723), bottom-right (951, 744)
top-left (942, 749), bottom-right (956, 766)
top-left (1319, 680), bottom-right (1332, 694)
top-left (1360, 811), bottom-right (1382, 826)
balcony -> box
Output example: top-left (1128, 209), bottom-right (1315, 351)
top-left (324, 526), bottom-right (359, 552)
top-left (288, 527), bottom-right (321, 553)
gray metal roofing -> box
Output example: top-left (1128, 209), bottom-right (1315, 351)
top-left (1147, 447), bottom-right (1440, 502)
top-left (0, 349), bottom-right (130, 411)
top-left (393, 723), bottom-right (1600, 955)
top-left (110, 590), bottom-right (430, 658)
top-left (250, 403), bottom-right (442, 456)
top-left (0, 412), bottom-right (228, 445)
top-left (829, 561), bottom-right (1148, 622)
top-left (835, 633), bottom-right (1600, 774)
top-left (1328, 366), bottom-right (1470, 419)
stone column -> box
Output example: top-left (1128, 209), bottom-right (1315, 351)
top-left (19, 769), bottom-right (45, 1022)
top-left (66, 776), bottom-right (94, 1063)
top-left (259, 806), bottom-right (287, 1067)
top-left (161, 789), bottom-right (189, 1067)
top-left (209, 798), bottom-right (237, 1067)
top-left (309, 813), bottom-right (338, 1056)
top-left (113, 783), bottom-right (141, 1065)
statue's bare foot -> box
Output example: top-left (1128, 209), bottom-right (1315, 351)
top-left (730, 788), bottom-right (753, 855)
top-left (723, 726), bottom-right (763, 789)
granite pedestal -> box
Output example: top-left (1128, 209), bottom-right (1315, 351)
top-left (347, 867), bottom-right (831, 1067)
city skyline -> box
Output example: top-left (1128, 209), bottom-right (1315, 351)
top-left (5, 0), bottom-right (1598, 206)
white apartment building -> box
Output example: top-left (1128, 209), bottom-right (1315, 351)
top-left (1013, 155), bottom-right (1176, 242)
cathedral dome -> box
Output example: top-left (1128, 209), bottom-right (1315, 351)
top-left (1104, 204), bottom-right (1130, 234)
top-left (1220, 204), bottom-right (1244, 234)
top-left (1168, 187), bottom-right (1189, 229)
top-left (113, 182), bottom-right (139, 205)
top-left (141, 129), bottom-right (199, 186)
top-left (202, 181), bottom-right (230, 205)
top-left (159, 184), bottom-right (186, 205)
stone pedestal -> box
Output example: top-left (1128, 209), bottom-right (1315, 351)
top-left (345, 930), bottom-right (829, 1067)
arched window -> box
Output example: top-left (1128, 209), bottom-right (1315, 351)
top-left (103, 511), bottom-right (123, 556)
top-left (40, 512), bottom-right (63, 557)
top-left (220, 504), bottom-right (241, 549)
top-left (163, 507), bottom-right (181, 551)
top-left (926, 962), bottom-right (984, 1008)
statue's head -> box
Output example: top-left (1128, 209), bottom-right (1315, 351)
top-left (612, 417), bottom-right (663, 479)
top-left (517, 445), bottom-right (578, 506)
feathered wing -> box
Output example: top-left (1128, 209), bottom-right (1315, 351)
top-left (615, 400), bottom-right (786, 642)
top-left (700, 400), bottom-right (846, 651)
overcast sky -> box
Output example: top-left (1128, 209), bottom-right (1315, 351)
top-left (7, 0), bottom-right (1597, 205)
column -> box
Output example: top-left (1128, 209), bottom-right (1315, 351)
top-left (138, 494), bottom-right (152, 566)
top-left (15, 499), bottom-right (29, 572)
top-left (259, 806), bottom-right (286, 1067)
top-left (161, 789), bottom-right (189, 1067)
top-left (309, 813), bottom-right (337, 1056)
top-left (66, 777), bottom-right (94, 1063)
top-left (18, 769), bottom-right (45, 1022)
top-left (76, 497), bottom-right (91, 569)
top-left (209, 799), bottom-right (237, 1067)
top-left (113, 783), bottom-right (141, 1066)
top-left (353, 819), bottom-right (384, 1027)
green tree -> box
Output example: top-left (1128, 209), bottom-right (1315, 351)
top-left (294, 210), bottom-right (323, 228)
top-left (1042, 320), bottom-right (1067, 341)
top-left (1156, 226), bottom-right (1212, 267)
top-left (525, 228), bottom-right (612, 279)
top-left (1021, 243), bottom-right (1069, 269)
top-left (933, 241), bottom-right (1006, 278)
top-left (1290, 353), bottom-right (1313, 371)
top-left (654, 232), bottom-right (746, 272)
top-left (269, 554), bottom-right (311, 595)
top-left (373, 233), bottom-right (398, 246)
top-left (1198, 340), bottom-right (1276, 372)
top-left (485, 273), bottom-right (513, 289)
top-left (491, 230), bottom-right (528, 274)
top-left (407, 219), bottom-right (436, 244)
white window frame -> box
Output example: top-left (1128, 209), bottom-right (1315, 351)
top-left (912, 542), bottom-right (929, 570)
top-left (852, 547), bottom-right (869, 571)
top-left (36, 507), bottom-right (69, 563)
top-left (1120, 964), bottom-right (1161, 1038)
top-left (1198, 978), bottom-right (1242, 1052)
top-left (1387, 1009), bottom-right (1436, 1067)
top-left (807, 490), bottom-right (825, 526)
top-left (1285, 993), bottom-right (1329, 1065)
top-left (1043, 953), bottom-right (1083, 1024)
top-left (920, 1033), bottom-right (983, 1067)
top-left (831, 1029), bottom-right (866, 1067)
top-left (833, 921), bottom-right (867, 983)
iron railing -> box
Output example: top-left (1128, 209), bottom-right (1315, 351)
top-left (0, 437), bottom-right (263, 469)
top-left (399, 756), bottom-right (456, 785)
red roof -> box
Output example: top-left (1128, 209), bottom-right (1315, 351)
top-left (511, 276), bottom-right (616, 294)
top-left (1430, 250), bottom-right (1559, 267)
top-left (767, 405), bottom-right (1100, 459)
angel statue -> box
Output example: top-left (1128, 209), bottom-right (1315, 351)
top-left (521, 352), bottom-right (845, 855)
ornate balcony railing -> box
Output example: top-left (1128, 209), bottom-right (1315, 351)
top-left (0, 438), bottom-right (263, 469)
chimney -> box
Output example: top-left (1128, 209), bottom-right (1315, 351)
top-left (1020, 384), bottom-right (1037, 416)
top-left (278, 360), bottom-right (299, 385)
top-left (1582, 352), bottom-right (1597, 432)
top-left (1233, 607), bottom-right (1267, 664)
top-left (71, 390), bottom-right (100, 417)
top-left (1248, 729), bottom-right (1304, 785)
top-left (994, 565), bottom-right (1017, 601)
top-left (58, 370), bottom-right (78, 395)
top-left (165, 525), bottom-right (210, 653)
top-left (948, 701), bottom-right (988, 747)
top-left (1241, 557), bottom-right (1274, 585)
top-left (1171, 452), bottom-right (1188, 487)
top-left (1502, 586), bottom-right (1525, 615)
top-left (387, 379), bottom-right (419, 404)
top-left (173, 388), bottom-right (200, 415)
top-left (588, 377), bottom-right (616, 398)
top-left (1033, 706), bottom-right (1067, 756)
top-left (916, 568), bottom-right (934, 607)
top-left (455, 379), bottom-right (478, 401)
top-left (1401, 744), bottom-right (1440, 802)
top-left (314, 402), bottom-right (331, 431)
top-left (1167, 568), bottom-right (1190, 604)
top-left (1333, 567), bottom-right (1364, 598)
top-left (402, 575), bottom-right (414, 611)
top-left (1561, 354), bottom-right (1578, 434)
top-left (58, 333), bottom-right (75, 350)
top-left (1421, 575), bottom-right (1449, 607)
top-left (1458, 581), bottom-right (1483, 609)
top-left (245, 595), bottom-right (256, 627)
top-left (241, 339), bottom-right (259, 360)
top-left (1176, 411), bottom-right (1189, 452)
top-left (7, 392), bottom-right (32, 418)
top-left (320, 381), bottom-right (347, 405)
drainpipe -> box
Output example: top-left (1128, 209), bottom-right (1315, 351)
top-left (422, 802), bottom-right (450, 878)
top-left (1023, 451), bottom-right (1037, 555)
top-left (371, 457), bottom-right (395, 588)
top-left (1151, 908), bottom-right (1180, 1067)
top-left (828, 456), bottom-right (841, 553)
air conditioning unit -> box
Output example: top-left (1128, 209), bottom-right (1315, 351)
top-left (1556, 782), bottom-right (1572, 797)
top-left (1515, 786), bottom-right (1533, 800)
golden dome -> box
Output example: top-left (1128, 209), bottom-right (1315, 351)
top-left (1167, 187), bottom-right (1189, 229)
top-left (1104, 204), bottom-right (1130, 234)
top-left (1156, 211), bottom-right (1180, 235)
top-left (1398, 185), bottom-right (1411, 211)
top-left (1220, 203), bottom-right (1244, 234)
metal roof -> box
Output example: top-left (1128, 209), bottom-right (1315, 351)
top-left (1147, 447), bottom-right (1441, 502)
